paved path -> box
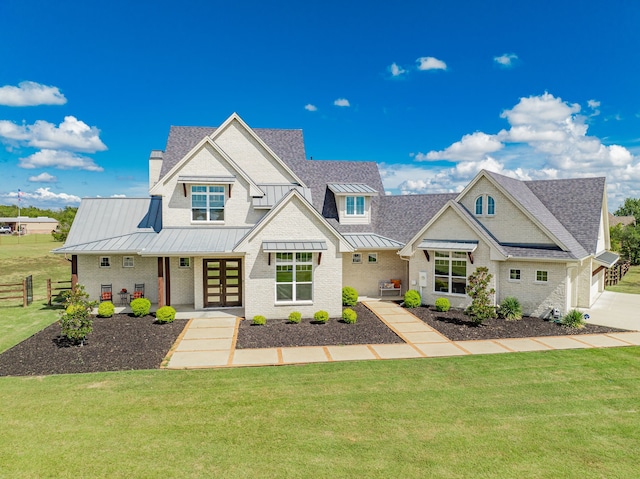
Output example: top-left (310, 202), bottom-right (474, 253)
top-left (164, 301), bottom-right (640, 370)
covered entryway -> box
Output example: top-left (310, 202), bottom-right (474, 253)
top-left (203, 258), bottom-right (242, 307)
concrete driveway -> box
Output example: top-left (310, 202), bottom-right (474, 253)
top-left (581, 291), bottom-right (640, 331)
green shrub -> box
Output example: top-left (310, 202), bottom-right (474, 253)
top-left (404, 290), bottom-right (421, 308)
top-left (434, 297), bottom-right (450, 312)
top-left (499, 296), bottom-right (522, 320)
top-left (252, 315), bottom-right (266, 325)
top-left (97, 301), bottom-right (115, 318)
top-left (130, 298), bottom-right (151, 317)
top-left (288, 311), bottom-right (302, 324)
top-left (342, 308), bottom-right (357, 324)
top-left (342, 286), bottom-right (358, 306)
top-left (156, 306), bottom-right (177, 323)
top-left (562, 309), bottom-right (586, 329)
top-left (314, 310), bottom-right (329, 323)
top-left (465, 267), bottom-right (497, 324)
top-left (59, 284), bottom-right (97, 345)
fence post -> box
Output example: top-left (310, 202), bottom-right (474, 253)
top-left (23, 278), bottom-right (27, 307)
top-left (47, 278), bottom-right (52, 306)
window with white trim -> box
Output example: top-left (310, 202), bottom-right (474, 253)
top-left (275, 252), bottom-right (313, 302)
top-left (179, 257), bottom-right (190, 268)
top-left (475, 196), bottom-right (483, 216)
top-left (352, 253), bottom-right (362, 264)
top-left (191, 185), bottom-right (225, 222)
top-left (123, 256), bottom-right (134, 268)
top-left (535, 270), bottom-right (548, 282)
top-left (434, 251), bottom-right (467, 294)
top-left (99, 257), bottom-right (110, 268)
top-left (487, 196), bottom-right (495, 215)
top-left (509, 269), bottom-right (521, 281)
top-left (475, 194), bottom-right (495, 216)
top-left (368, 253), bottom-right (378, 264)
top-left (346, 196), bottom-right (365, 216)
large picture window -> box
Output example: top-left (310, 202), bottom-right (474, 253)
top-left (191, 185), bottom-right (225, 221)
top-left (346, 196), bottom-right (365, 216)
top-left (275, 252), bottom-right (313, 302)
top-left (434, 251), bottom-right (467, 294)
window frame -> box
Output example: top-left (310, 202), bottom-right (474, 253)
top-left (191, 185), bottom-right (226, 223)
top-left (122, 256), bottom-right (134, 268)
top-left (487, 195), bottom-right (495, 216)
top-left (275, 252), bottom-right (314, 303)
top-left (367, 253), bottom-right (378, 264)
top-left (475, 196), bottom-right (483, 216)
top-left (535, 270), bottom-right (548, 283)
top-left (509, 268), bottom-right (521, 281)
top-left (179, 257), bottom-right (191, 268)
top-left (345, 195), bottom-right (365, 216)
top-left (433, 251), bottom-right (468, 295)
top-left (99, 256), bottom-right (111, 268)
top-left (352, 253), bottom-right (362, 264)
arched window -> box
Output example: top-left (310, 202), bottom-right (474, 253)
top-left (475, 196), bottom-right (483, 216)
top-left (487, 195), bottom-right (495, 215)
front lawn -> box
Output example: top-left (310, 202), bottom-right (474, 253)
top-left (1, 348), bottom-right (639, 478)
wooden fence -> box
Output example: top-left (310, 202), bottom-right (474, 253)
top-left (605, 261), bottom-right (631, 287)
top-left (0, 275), bottom-right (33, 307)
top-left (47, 279), bottom-right (72, 305)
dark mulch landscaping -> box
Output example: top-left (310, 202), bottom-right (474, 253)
top-left (0, 315), bottom-right (188, 377)
top-left (235, 303), bottom-right (404, 349)
top-left (409, 306), bottom-right (626, 341)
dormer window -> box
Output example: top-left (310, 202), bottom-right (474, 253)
top-left (192, 185), bottom-right (225, 222)
top-left (346, 196), bottom-right (365, 216)
top-left (474, 195), bottom-right (495, 217)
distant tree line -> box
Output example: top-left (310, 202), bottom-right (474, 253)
top-left (0, 204), bottom-right (77, 242)
top-left (610, 197), bottom-right (640, 265)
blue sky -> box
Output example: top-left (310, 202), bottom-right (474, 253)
top-left (1, 0), bottom-right (639, 210)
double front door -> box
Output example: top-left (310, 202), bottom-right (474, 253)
top-left (203, 259), bottom-right (242, 307)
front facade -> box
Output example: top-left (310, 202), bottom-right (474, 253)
top-left (55, 113), bottom-right (617, 319)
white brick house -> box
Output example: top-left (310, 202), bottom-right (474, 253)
top-left (55, 113), bottom-right (618, 319)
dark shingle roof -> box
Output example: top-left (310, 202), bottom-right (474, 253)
top-left (159, 126), bottom-right (306, 178)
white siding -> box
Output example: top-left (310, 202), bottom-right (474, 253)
top-left (343, 250), bottom-right (406, 297)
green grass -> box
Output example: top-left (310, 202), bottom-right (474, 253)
top-left (0, 235), bottom-right (69, 352)
top-left (607, 265), bottom-right (640, 294)
top-left (1, 348), bottom-right (639, 478)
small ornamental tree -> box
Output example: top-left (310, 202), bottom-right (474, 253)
top-left (59, 284), bottom-right (97, 345)
top-left (465, 266), bottom-right (496, 324)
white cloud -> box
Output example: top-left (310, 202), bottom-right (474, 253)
top-left (304, 104), bottom-right (318, 112)
top-left (494, 53), bottom-right (518, 67)
top-left (0, 81), bottom-right (67, 106)
top-left (19, 149), bottom-right (104, 171)
top-left (388, 62), bottom-right (407, 77)
top-left (111, 194), bottom-right (127, 198)
top-left (334, 98), bottom-right (350, 107)
top-left (0, 116), bottom-right (107, 153)
top-left (28, 172), bottom-right (58, 183)
top-left (3, 187), bottom-right (81, 206)
top-left (416, 56), bottom-right (447, 71)
top-left (418, 132), bottom-right (504, 162)
top-left (392, 92), bottom-right (640, 207)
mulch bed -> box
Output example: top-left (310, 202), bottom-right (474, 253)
top-left (409, 306), bottom-right (626, 341)
top-left (235, 303), bottom-right (404, 349)
top-left (0, 315), bottom-right (188, 377)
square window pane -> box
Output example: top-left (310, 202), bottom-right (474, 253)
top-left (276, 284), bottom-right (293, 301)
top-left (510, 269), bottom-right (520, 280)
top-left (536, 271), bottom-right (548, 282)
top-left (179, 258), bottom-right (190, 267)
top-left (434, 277), bottom-right (449, 292)
top-left (296, 283), bottom-right (312, 301)
top-left (276, 268), bottom-right (293, 283)
top-left (192, 209), bottom-right (207, 221)
top-left (192, 194), bottom-right (207, 207)
top-left (209, 208), bottom-right (224, 221)
top-left (352, 253), bottom-right (362, 264)
top-left (451, 261), bottom-right (467, 277)
top-left (296, 265), bottom-right (312, 282)
top-left (368, 253), bottom-right (377, 263)
top-left (452, 278), bottom-right (467, 294)
top-left (435, 260), bottom-right (449, 276)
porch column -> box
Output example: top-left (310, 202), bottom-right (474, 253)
top-left (164, 257), bottom-right (171, 306)
top-left (71, 255), bottom-right (78, 288)
top-left (157, 257), bottom-right (165, 308)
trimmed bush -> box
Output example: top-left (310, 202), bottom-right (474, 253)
top-left (314, 310), bottom-right (329, 323)
top-left (434, 297), bottom-right (450, 312)
top-left (342, 308), bottom-right (357, 324)
top-left (59, 284), bottom-right (96, 345)
top-left (97, 301), bottom-right (115, 318)
top-left (562, 309), bottom-right (586, 329)
top-left (130, 298), bottom-right (151, 317)
top-left (288, 311), bottom-right (302, 324)
top-left (342, 286), bottom-right (358, 306)
top-left (404, 290), bottom-right (421, 308)
top-left (499, 296), bottom-right (522, 320)
top-left (252, 315), bottom-right (266, 325)
top-left (156, 306), bottom-right (177, 323)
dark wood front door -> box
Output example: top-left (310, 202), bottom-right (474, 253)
top-left (203, 259), bottom-right (242, 308)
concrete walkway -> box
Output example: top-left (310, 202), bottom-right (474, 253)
top-left (164, 301), bottom-right (640, 370)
